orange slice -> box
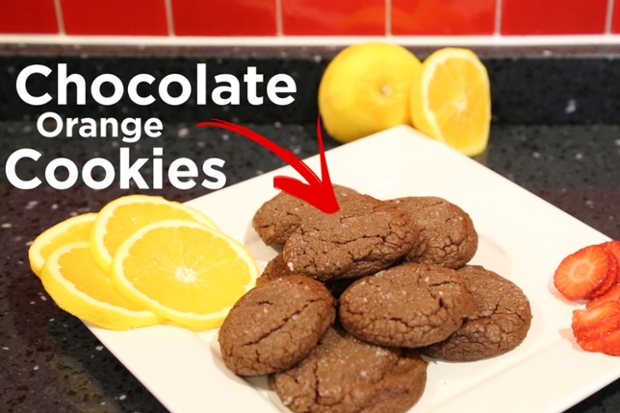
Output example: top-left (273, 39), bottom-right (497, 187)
top-left (89, 194), bottom-right (218, 271)
top-left (110, 220), bottom-right (258, 331)
top-left (40, 242), bottom-right (161, 330)
top-left (28, 213), bottom-right (97, 277)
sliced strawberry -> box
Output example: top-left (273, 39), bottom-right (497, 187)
top-left (587, 283), bottom-right (620, 310)
top-left (575, 334), bottom-right (606, 353)
top-left (600, 327), bottom-right (620, 356)
top-left (573, 301), bottom-right (620, 352)
top-left (573, 301), bottom-right (620, 337)
top-left (601, 240), bottom-right (620, 265)
top-left (554, 245), bottom-right (615, 301)
top-left (587, 249), bottom-right (618, 299)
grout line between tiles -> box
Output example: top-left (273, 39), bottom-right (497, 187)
top-left (385, 0), bottom-right (392, 36)
top-left (53, 0), bottom-right (66, 35)
top-left (494, 0), bottom-right (503, 36)
top-left (165, 0), bottom-right (176, 36)
top-left (275, 0), bottom-right (283, 37)
top-left (606, 0), bottom-right (615, 34)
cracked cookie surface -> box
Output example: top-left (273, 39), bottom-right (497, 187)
top-left (256, 253), bottom-right (294, 287)
top-left (282, 195), bottom-right (418, 281)
top-left (339, 263), bottom-right (476, 348)
top-left (218, 276), bottom-right (335, 376)
top-left (257, 253), bottom-right (357, 299)
top-left (421, 265), bottom-right (532, 361)
top-left (389, 196), bottom-right (477, 269)
top-left (252, 185), bottom-right (360, 246)
top-left (274, 327), bottom-right (427, 413)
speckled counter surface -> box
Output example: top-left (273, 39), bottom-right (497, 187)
top-left (1, 119), bottom-right (619, 413)
top-left (2, 40), bottom-right (620, 413)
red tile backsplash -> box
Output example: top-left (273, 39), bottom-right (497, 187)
top-left (0, 0), bottom-right (618, 39)
top-left (612, 2), bottom-right (620, 33)
top-left (172, 0), bottom-right (277, 36)
top-left (281, 0), bottom-right (384, 35)
top-left (392, 0), bottom-right (495, 35)
top-left (0, 0), bottom-right (58, 34)
top-left (502, 0), bottom-right (607, 35)
top-left (61, 0), bottom-right (168, 35)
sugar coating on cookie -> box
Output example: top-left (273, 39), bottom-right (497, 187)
top-left (218, 276), bottom-right (335, 376)
top-left (282, 195), bottom-right (419, 281)
top-left (252, 185), bottom-right (360, 246)
top-left (274, 328), bottom-right (427, 413)
top-left (339, 263), bottom-right (476, 348)
top-left (421, 265), bottom-right (532, 361)
top-left (257, 253), bottom-right (359, 299)
top-left (256, 253), bottom-right (293, 287)
top-left (390, 196), bottom-right (478, 269)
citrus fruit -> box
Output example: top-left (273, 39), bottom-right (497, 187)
top-left (410, 47), bottom-right (491, 156)
top-left (29, 213), bottom-right (97, 277)
top-left (90, 195), bottom-right (218, 271)
top-left (40, 242), bottom-right (161, 330)
top-left (110, 220), bottom-right (258, 330)
top-left (318, 42), bottom-right (422, 143)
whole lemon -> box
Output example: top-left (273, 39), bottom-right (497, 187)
top-left (318, 42), bottom-right (421, 143)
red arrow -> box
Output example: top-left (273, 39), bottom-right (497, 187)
top-left (196, 116), bottom-right (340, 214)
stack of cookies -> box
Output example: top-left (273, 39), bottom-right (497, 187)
top-left (218, 185), bottom-right (532, 413)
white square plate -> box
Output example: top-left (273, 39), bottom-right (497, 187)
top-left (87, 125), bottom-right (618, 413)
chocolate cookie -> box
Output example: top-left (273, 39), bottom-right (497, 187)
top-left (257, 253), bottom-right (358, 299)
top-left (253, 185), bottom-right (360, 246)
top-left (339, 263), bottom-right (476, 348)
top-left (282, 195), bottom-right (418, 281)
top-left (390, 196), bottom-right (478, 269)
top-left (421, 265), bottom-right (532, 361)
top-left (256, 253), bottom-right (292, 287)
top-left (274, 327), bottom-right (427, 413)
top-left (218, 276), bottom-right (336, 376)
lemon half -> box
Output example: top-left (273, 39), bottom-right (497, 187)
top-left (411, 47), bottom-right (491, 156)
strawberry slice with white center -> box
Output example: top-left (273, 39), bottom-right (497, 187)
top-left (554, 244), bottom-right (617, 301)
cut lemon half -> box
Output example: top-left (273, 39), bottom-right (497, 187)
top-left (410, 47), bottom-right (491, 156)
top-left (29, 213), bottom-right (97, 277)
top-left (40, 242), bottom-right (161, 330)
top-left (111, 220), bottom-right (258, 331)
top-left (90, 195), bottom-right (218, 271)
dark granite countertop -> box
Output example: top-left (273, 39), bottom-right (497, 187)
top-left (2, 45), bottom-right (620, 412)
top-left (1, 119), bottom-right (619, 413)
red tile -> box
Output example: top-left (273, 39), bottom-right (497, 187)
top-left (392, 0), bottom-right (495, 35)
top-left (61, 0), bottom-right (168, 35)
top-left (282, 0), bottom-right (384, 35)
top-left (611, 2), bottom-right (620, 33)
top-left (502, 0), bottom-right (607, 35)
top-left (173, 0), bottom-right (276, 36)
top-left (0, 0), bottom-right (58, 34)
